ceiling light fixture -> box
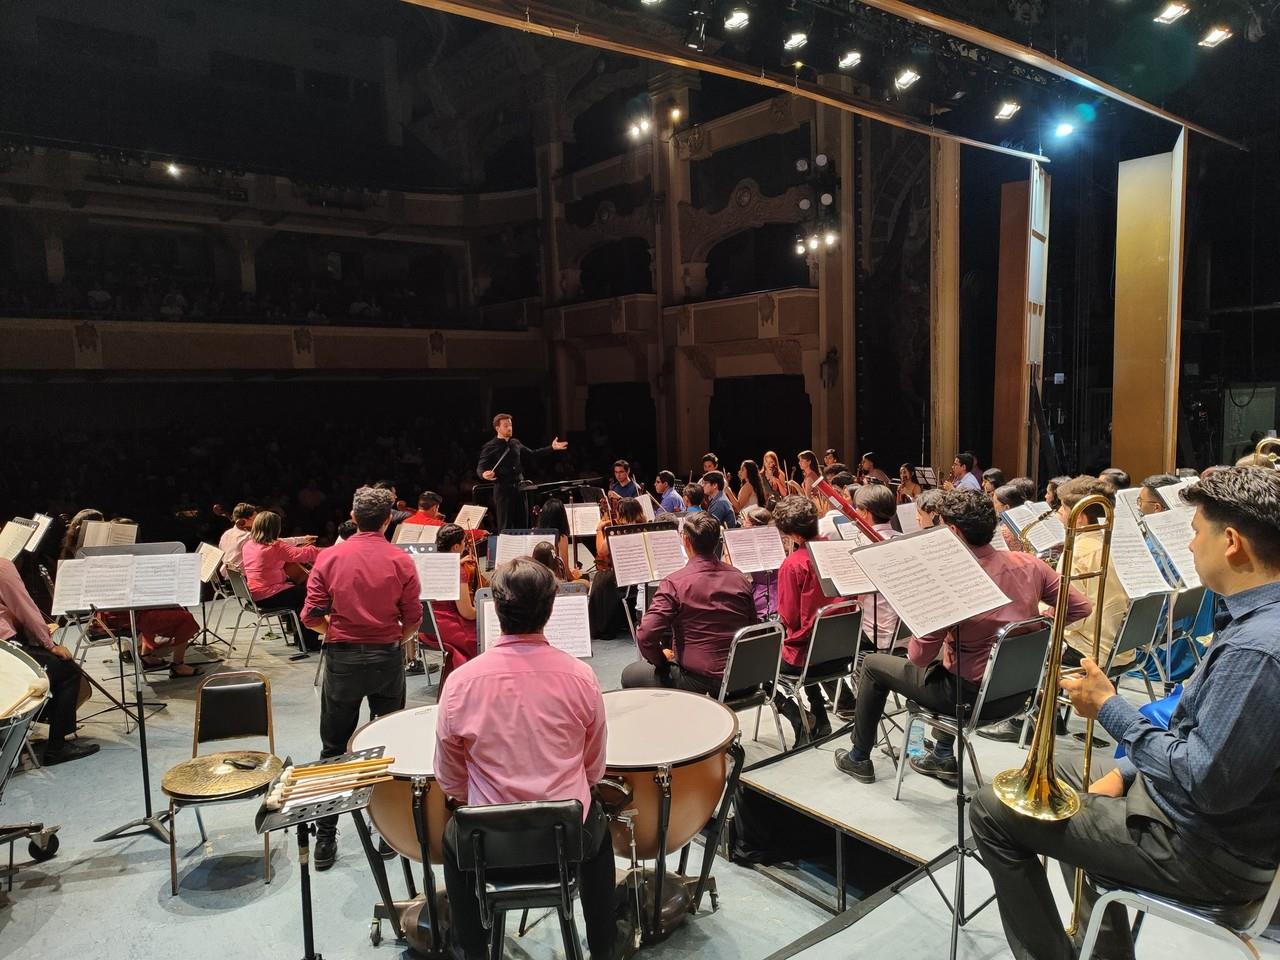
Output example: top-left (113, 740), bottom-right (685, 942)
top-left (1055, 121), bottom-right (1075, 137)
top-left (1198, 25), bottom-right (1232, 46)
top-left (724, 7), bottom-right (749, 30)
top-left (1153, 2), bottom-right (1189, 23)
top-left (166, 162), bottom-right (181, 177)
top-left (894, 67), bottom-right (920, 91)
top-left (995, 101), bottom-right (1021, 120)
top-left (824, 231), bottom-right (838, 247)
top-left (783, 30), bottom-right (808, 51)
top-left (838, 49), bottom-right (862, 70)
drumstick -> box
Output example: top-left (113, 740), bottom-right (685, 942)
top-left (286, 757), bottom-right (393, 780)
top-left (266, 776), bottom-right (391, 811)
top-left (0, 679), bottom-right (49, 720)
top-left (281, 768), bottom-right (390, 795)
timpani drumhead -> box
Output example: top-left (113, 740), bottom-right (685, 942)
top-left (349, 704), bottom-right (439, 776)
top-left (0, 642), bottom-right (48, 724)
top-left (603, 689), bottom-right (738, 769)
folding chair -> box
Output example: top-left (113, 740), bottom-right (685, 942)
top-left (774, 598), bottom-right (862, 745)
top-left (225, 569), bottom-right (304, 667)
top-left (717, 621), bottom-right (786, 747)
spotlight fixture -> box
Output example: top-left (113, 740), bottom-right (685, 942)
top-left (685, 9), bottom-right (708, 51)
top-left (819, 192), bottom-right (834, 206)
top-left (795, 240), bottom-right (807, 256)
top-left (838, 50), bottom-right (862, 70)
top-left (807, 235), bottom-right (819, 251)
top-left (1055, 121), bottom-right (1075, 137)
top-left (783, 30), bottom-right (808, 51)
top-left (814, 153), bottom-right (829, 168)
top-left (640, 118), bottom-right (652, 133)
top-left (669, 106), bottom-right (682, 123)
top-left (628, 123), bottom-right (642, 139)
top-left (824, 231), bottom-right (837, 247)
top-left (1198, 25), bottom-right (1232, 46)
top-left (1153, 2), bottom-right (1189, 23)
top-left (995, 101), bottom-right (1021, 121)
top-left (894, 67), bottom-right (920, 91)
top-left (640, 0), bottom-right (662, 5)
top-left (724, 7), bottom-right (749, 30)
top-left (798, 197), bottom-right (812, 211)
top-left (795, 158), bottom-right (810, 173)
top-left (166, 162), bottom-right (181, 177)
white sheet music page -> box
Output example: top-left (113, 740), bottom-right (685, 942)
top-left (197, 542), bottom-right (224, 583)
top-left (454, 504), bottom-right (487, 530)
top-left (807, 539), bottom-right (875, 596)
top-left (610, 532), bottom-right (655, 587)
top-left (636, 496), bottom-right (656, 521)
top-left (393, 524), bottom-right (424, 544)
top-left (107, 523), bottom-right (139, 547)
top-left (1002, 504), bottom-right (1035, 537)
top-left (1115, 488), bottom-right (1144, 523)
top-left (896, 503), bottom-right (920, 533)
top-left (418, 552), bottom-right (461, 602)
top-left (566, 503), bottom-right (601, 538)
top-left (851, 526), bottom-right (1010, 638)
top-left (131, 554), bottom-right (201, 607)
top-left (172, 554), bottom-right (202, 606)
top-left (50, 559), bottom-right (87, 615)
top-left (81, 555), bottom-right (134, 609)
top-left (477, 597), bottom-right (500, 650)
top-left (1142, 507), bottom-right (1201, 589)
top-left (724, 526), bottom-right (786, 573)
top-left (1156, 478), bottom-right (1198, 510)
top-left (0, 519), bottom-right (36, 561)
top-left (24, 513), bottom-right (54, 554)
top-left (1109, 515), bottom-right (1174, 599)
top-left (646, 530), bottom-right (687, 581)
top-left (543, 594), bottom-right (592, 658)
top-left (494, 534), bottom-right (543, 567)
top-left (989, 531), bottom-right (1010, 552)
top-left (835, 519), bottom-right (870, 545)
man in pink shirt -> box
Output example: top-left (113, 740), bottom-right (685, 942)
top-left (435, 557), bottom-right (614, 960)
top-left (303, 486), bottom-right (422, 869)
top-left (834, 489), bottom-right (1091, 786)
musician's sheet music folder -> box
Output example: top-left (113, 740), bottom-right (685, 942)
top-left (605, 522), bottom-right (685, 587)
top-left (52, 553), bottom-right (201, 615)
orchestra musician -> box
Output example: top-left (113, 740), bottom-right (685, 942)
top-left (302, 486), bottom-right (422, 870)
top-left (972, 468), bottom-right (1280, 960)
top-left (858, 453), bottom-right (891, 487)
top-left (621, 511), bottom-right (756, 694)
top-left (794, 450), bottom-right (821, 496)
top-left (823, 449), bottom-right (839, 468)
top-left (897, 463), bottom-right (924, 503)
top-left (609, 460), bottom-right (639, 499)
top-left (761, 451), bottom-right (790, 500)
top-left (981, 468), bottom-right (1006, 494)
top-left (653, 470), bottom-right (684, 514)
top-left (529, 498), bottom-right (583, 581)
top-left (833, 489), bottom-right (1090, 786)
top-left (432, 523), bottom-right (479, 685)
top-left (587, 498), bottom-right (645, 640)
top-left (436, 557), bottom-right (616, 960)
top-left (915, 489), bottom-right (945, 529)
top-left (241, 510), bottom-right (324, 651)
top-left (477, 413), bottom-right (568, 531)
top-left (740, 505), bottom-right (779, 618)
top-left (850, 486), bottom-right (902, 651)
top-left (218, 502), bottom-right (317, 577)
top-left (726, 460), bottom-right (769, 513)
top-left (401, 491), bottom-right (445, 528)
top-left (701, 472), bottom-right (739, 529)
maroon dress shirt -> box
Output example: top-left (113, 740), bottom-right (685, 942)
top-left (303, 531), bottom-right (422, 644)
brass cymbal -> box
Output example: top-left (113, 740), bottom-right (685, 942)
top-left (162, 751), bottom-right (283, 800)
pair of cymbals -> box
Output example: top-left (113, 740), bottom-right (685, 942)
top-left (162, 751), bottom-right (284, 801)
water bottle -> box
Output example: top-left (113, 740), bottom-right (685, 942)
top-left (907, 722), bottom-right (926, 758)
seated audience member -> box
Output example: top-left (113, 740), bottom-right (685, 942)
top-left (683, 484), bottom-right (706, 512)
top-left (740, 505), bottom-right (779, 618)
top-left (431, 523), bottom-right (478, 685)
top-left (834, 489), bottom-right (1090, 785)
top-left (402, 491), bottom-right (445, 527)
top-left (436, 558), bottom-right (615, 960)
top-left (1099, 466), bottom-right (1131, 491)
top-left (241, 510), bottom-right (323, 650)
top-left (773, 495), bottom-right (840, 742)
top-left (972, 467), bottom-right (1280, 960)
top-left (851, 485), bottom-right (902, 650)
top-left (622, 512), bottom-right (756, 693)
top-left (0, 557), bottom-right (98, 764)
top-left (588, 498), bottom-right (646, 640)
top-left (653, 471), bottom-right (684, 514)
top-left (701, 471), bottom-right (739, 529)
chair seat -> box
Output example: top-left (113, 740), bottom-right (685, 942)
top-left (162, 751), bottom-right (283, 802)
top-left (1093, 878), bottom-right (1264, 932)
top-left (723, 688), bottom-right (769, 711)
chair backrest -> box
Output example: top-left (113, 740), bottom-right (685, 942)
top-left (718, 621), bottom-right (784, 701)
top-left (453, 800), bottom-right (585, 871)
top-left (1171, 585), bottom-right (1207, 625)
top-left (804, 598), bottom-right (863, 672)
top-left (972, 617), bottom-right (1054, 717)
top-left (1107, 593), bottom-right (1167, 672)
top-left (194, 670), bottom-right (273, 755)
top-left (227, 568), bottom-right (255, 607)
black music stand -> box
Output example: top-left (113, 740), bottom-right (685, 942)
top-left (256, 749), bottom-right (385, 960)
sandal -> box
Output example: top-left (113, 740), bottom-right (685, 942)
top-left (141, 655), bottom-right (168, 670)
top-left (169, 663), bottom-right (204, 679)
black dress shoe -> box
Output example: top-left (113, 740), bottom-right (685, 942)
top-left (909, 752), bottom-right (959, 786)
top-left (314, 835), bottom-right (337, 871)
top-left (809, 713), bottom-right (832, 740)
top-left (406, 659), bottom-right (426, 676)
top-left (833, 749), bottom-right (875, 783)
top-left (977, 717), bottom-right (1025, 742)
top-left (42, 740), bottom-right (100, 766)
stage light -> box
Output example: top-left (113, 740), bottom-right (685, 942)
top-left (640, 118), bottom-right (652, 133)
top-left (798, 198), bottom-right (812, 211)
top-left (669, 106), bottom-right (682, 122)
top-left (995, 101), bottom-right (1021, 121)
top-left (628, 123), bottom-right (642, 139)
top-left (783, 30), bottom-right (808, 51)
top-left (824, 231), bottom-right (837, 247)
top-left (795, 158), bottom-right (810, 173)
top-left (640, 0), bottom-right (662, 5)
top-left (807, 235), bottom-right (819, 251)
top-left (1199, 25), bottom-right (1232, 46)
top-left (894, 68), bottom-right (920, 91)
top-left (814, 153), bottom-right (829, 168)
top-left (838, 49), bottom-right (862, 70)
top-left (685, 15), bottom-right (708, 50)
top-left (166, 162), bottom-right (181, 177)
top-left (795, 241), bottom-right (807, 256)
top-left (1055, 121), bottom-right (1075, 137)
top-left (820, 192), bottom-right (834, 206)
top-left (1153, 2), bottom-right (1189, 23)
top-left (725, 7), bottom-right (749, 30)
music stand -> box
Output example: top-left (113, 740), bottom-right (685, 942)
top-left (603, 521), bottom-right (681, 644)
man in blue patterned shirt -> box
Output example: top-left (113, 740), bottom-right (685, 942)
top-left (971, 466), bottom-right (1280, 960)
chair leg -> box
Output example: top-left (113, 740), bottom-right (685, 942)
top-left (964, 736), bottom-right (983, 789)
top-left (557, 906), bottom-right (585, 960)
top-left (770, 701), bottom-right (788, 751)
top-left (488, 909), bottom-right (506, 960)
top-left (752, 704), bottom-right (762, 742)
top-left (893, 715), bottom-right (916, 800)
top-left (1078, 890), bottom-right (1124, 960)
top-left (169, 801), bottom-right (178, 896)
top-left (195, 807), bottom-right (208, 844)
top-left (264, 831), bottom-right (271, 885)
top-left (244, 621), bottom-right (262, 668)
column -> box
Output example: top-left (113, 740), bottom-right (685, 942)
top-left (929, 139), bottom-right (961, 475)
top-left (673, 346), bottom-right (714, 473)
top-left (222, 228), bottom-right (270, 295)
top-left (532, 72), bottom-right (568, 305)
top-left (34, 213), bottom-right (70, 285)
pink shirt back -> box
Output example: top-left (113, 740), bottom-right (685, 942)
top-left (434, 634), bottom-right (606, 821)
top-left (241, 539), bottom-right (321, 600)
top-left (303, 532), bottom-right (422, 644)
top-left (0, 558), bottom-right (53, 650)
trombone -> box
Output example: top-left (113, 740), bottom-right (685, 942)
top-left (992, 493), bottom-right (1114, 934)
top-left (1254, 436), bottom-right (1280, 466)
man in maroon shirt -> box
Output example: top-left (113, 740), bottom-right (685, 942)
top-left (401, 491), bottom-right (445, 527)
top-left (622, 511), bottom-right (757, 694)
top-left (834, 489), bottom-right (1091, 785)
top-left (303, 486), bottom-right (423, 869)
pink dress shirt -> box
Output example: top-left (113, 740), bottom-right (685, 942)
top-left (778, 539), bottom-right (840, 668)
top-left (241, 539), bottom-right (321, 600)
top-left (859, 522), bottom-right (903, 651)
top-left (907, 543), bottom-right (1092, 683)
top-left (302, 532), bottom-right (422, 644)
top-left (0, 558), bottom-right (54, 650)
top-left (434, 633), bottom-right (606, 821)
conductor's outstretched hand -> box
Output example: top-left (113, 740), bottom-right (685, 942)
top-left (552, 436), bottom-right (569, 450)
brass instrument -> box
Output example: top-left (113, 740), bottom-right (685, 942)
top-left (1254, 436), bottom-right (1280, 466)
top-left (992, 493), bottom-right (1114, 934)
top-left (1017, 507), bottom-right (1056, 554)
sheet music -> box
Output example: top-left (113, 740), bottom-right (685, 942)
top-left (1156, 478), bottom-right (1197, 510)
top-left (646, 530), bottom-right (687, 581)
top-left (454, 504), bottom-right (487, 530)
top-left (197, 542), bottom-right (224, 583)
top-left (610, 532), bottom-right (656, 588)
top-left (1002, 504), bottom-right (1036, 535)
top-left (81, 555), bottom-right (134, 609)
top-left (478, 597), bottom-right (501, 650)
top-left (542, 594), bottom-right (592, 657)
top-left (807, 539), bottom-right (875, 595)
top-left (566, 503), bottom-right (602, 538)
top-left (132, 554), bottom-right (201, 608)
top-left (896, 503), bottom-right (920, 533)
top-left (637, 496), bottom-right (656, 521)
top-left (1003, 504), bottom-right (1064, 553)
top-left (917, 467), bottom-right (938, 489)
top-left (394, 524), bottom-right (432, 544)
top-left (851, 527), bottom-right (1011, 638)
top-left (1115, 488), bottom-right (1144, 523)
top-left (82, 521), bottom-right (139, 548)
top-left (1109, 515), bottom-right (1174, 599)
top-left (1142, 507), bottom-right (1201, 588)
top-left (723, 526), bottom-right (787, 573)
top-left (494, 533), bottom-right (551, 567)
top-left (989, 531), bottom-right (1009, 552)
top-left (24, 513), bottom-right (54, 554)
top-left (417, 552), bottom-right (461, 602)
top-left (834, 519), bottom-right (870, 545)
top-left (50, 559), bottom-right (87, 615)
top-left (0, 519), bottom-right (37, 561)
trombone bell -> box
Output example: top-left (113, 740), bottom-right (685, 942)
top-left (991, 766), bottom-right (1080, 821)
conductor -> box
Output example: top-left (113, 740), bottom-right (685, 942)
top-left (477, 413), bottom-right (568, 530)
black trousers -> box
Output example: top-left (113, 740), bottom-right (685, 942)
top-left (588, 571), bottom-right (636, 641)
top-left (317, 644), bottom-right (406, 838)
top-left (620, 658), bottom-right (718, 695)
top-left (443, 801), bottom-right (617, 960)
top-left (852, 654), bottom-right (982, 755)
top-left (259, 583), bottom-right (321, 651)
top-left (492, 483), bottom-right (527, 532)
top-left (971, 761), bottom-right (1273, 960)
top-left (27, 645), bottom-right (80, 746)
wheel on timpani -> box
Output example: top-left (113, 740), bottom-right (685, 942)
top-left (348, 705), bottom-right (450, 862)
top-left (602, 689), bottom-right (739, 860)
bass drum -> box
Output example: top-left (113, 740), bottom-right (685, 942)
top-left (349, 705), bottom-right (450, 862)
top-left (602, 689), bottom-right (738, 860)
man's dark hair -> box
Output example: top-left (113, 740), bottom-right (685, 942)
top-left (492, 413), bottom-right (512, 429)
top-left (682, 511), bottom-right (721, 556)
top-left (683, 484), bottom-right (705, 508)
top-left (854, 484), bottom-right (895, 523)
top-left (954, 453), bottom-right (975, 473)
top-left (336, 520), bottom-right (357, 540)
top-left (491, 557), bottom-right (557, 634)
top-left (613, 459), bottom-right (631, 473)
top-left (825, 448), bottom-right (838, 459)
top-left (993, 483), bottom-right (1026, 509)
top-left (822, 462), bottom-right (848, 481)
top-left (982, 468), bottom-right (1005, 487)
top-left (1141, 473), bottom-right (1180, 492)
top-left (1099, 467), bottom-right (1131, 490)
top-left (937, 489), bottom-right (997, 546)
top-left (701, 452), bottom-right (719, 467)
top-left (831, 471), bottom-right (855, 488)
top-left (1183, 467), bottom-right (1280, 569)
top-left (232, 502), bottom-right (256, 522)
top-left (702, 471), bottom-right (725, 491)
top-left (418, 491), bottom-right (442, 510)
top-left (773, 495), bottom-right (819, 540)
top-left (1010, 476), bottom-right (1035, 501)
top-left (436, 523), bottom-right (466, 552)
top-left (352, 485), bottom-right (394, 531)
top-left (1057, 476), bottom-right (1114, 522)
top-left (656, 470), bottom-right (675, 487)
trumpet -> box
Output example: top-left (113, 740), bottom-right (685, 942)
top-left (992, 493), bottom-right (1114, 934)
